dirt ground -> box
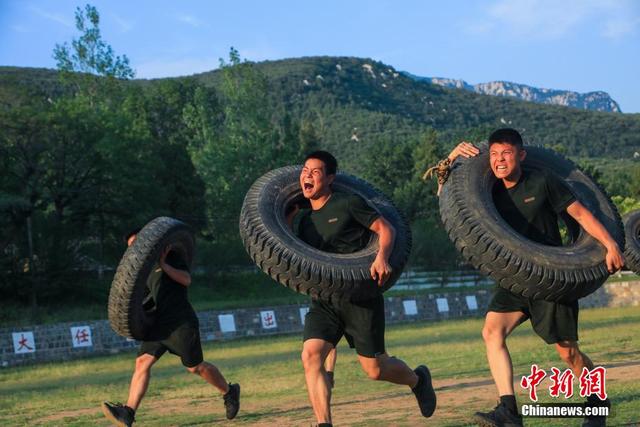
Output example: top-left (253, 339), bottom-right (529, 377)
top-left (42, 361), bottom-right (640, 426)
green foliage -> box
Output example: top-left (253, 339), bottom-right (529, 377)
top-left (186, 48), bottom-right (308, 243)
top-left (612, 196), bottom-right (640, 216)
top-left (53, 4), bottom-right (134, 79)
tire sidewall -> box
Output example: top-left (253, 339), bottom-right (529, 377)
top-left (240, 166), bottom-right (411, 301)
top-left (440, 146), bottom-right (623, 301)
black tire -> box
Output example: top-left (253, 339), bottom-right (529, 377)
top-left (239, 166), bottom-right (412, 302)
top-left (623, 210), bottom-right (640, 275)
top-left (439, 146), bottom-right (624, 302)
top-left (108, 217), bottom-right (195, 340)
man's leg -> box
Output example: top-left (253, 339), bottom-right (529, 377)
top-left (482, 311), bottom-right (527, 396)
top-left (473, 311), bottom-right (528, 426)
top-left (172, 323), bottom-right (240, 420)
top-left (102, 353), bottom-right (157, 426)
top-left (555, 341), bottom-right (594, 374)
top-left (301, 338), bottom-right (334, 424)
top-left (127, 353), bottom-right (158, 410)
top-left (187, 361), bottom-right (230, 394)
top-left (357, 352), bottom-right (436, 417)
top-left (555, 341), bottom-right (609, 426)
top-left (187, 361), bottom-right (240, 420)
top-left (357, 353), bottom-right (417, 386)
top-left (324, 347), bottom-right (337, 388)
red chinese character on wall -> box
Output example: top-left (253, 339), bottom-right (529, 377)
top-left (579, 367), bottom-right (607, 400)
top-left (549, 367), bottom-right (574, 398)
top-left (520, 364), bottom-right (547, 402)
top-left (17, 334), bottom-right (33, 351)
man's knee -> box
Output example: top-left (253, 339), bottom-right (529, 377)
top-left (359, 355), bottom-right (384, 381)
top-left (301, 347), bottom-right (323, 370)
top-left (187, 362), bottom-right (205, 375)
top-left (135, 354), bottom-right (156, 372)
top-left (482, 324), bottom-right (506, 344)
top-left (363, 363), bottom-right (383, 381)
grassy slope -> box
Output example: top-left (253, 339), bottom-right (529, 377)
top-left (0, 306), bottom-right (638, 426)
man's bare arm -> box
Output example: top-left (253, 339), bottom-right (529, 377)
top-left (159, 246), bottom-right (192, 287)
top-left (369, 217), bottom-right (396, 286)
top-left (436, 141), bottom-right (480, 195)
top-left (566, 201), bottom-right (624, 273)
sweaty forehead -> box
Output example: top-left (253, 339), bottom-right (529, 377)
top-left (489, 142), bottom-right (518, 151)
top-left (303, 158), bottom-right (326, 170)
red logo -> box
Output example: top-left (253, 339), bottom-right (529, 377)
top-left (579, 367), bottom-right (607, 400)
top-left (521, 365), bottom-right (608, 401)
top-left (520, 364), bottom-right (547, 402)
top-left (549, 367), bottom-right (574, 398)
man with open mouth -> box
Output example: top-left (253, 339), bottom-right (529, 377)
top-left (441, 128), bottom-right (623, 427)
top-left (291, 150), bottom-right (437, 426)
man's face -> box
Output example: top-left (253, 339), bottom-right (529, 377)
top-left (127, 234), bottom-right (136, 247)
top-left (489, 142), bottom-right (526, 180)
top-left (300, 158), bottom-right (334, 199)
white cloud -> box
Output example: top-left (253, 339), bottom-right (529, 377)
top-left (601, 16), bottom-right (640, 39)
top-left (177, 14), bottom-right (203, 28)
top-left (111, 13), bottom-right (133, 33)
top-left (135, 56), bottom-right (219, 79)
top-left (29, 6), bottom-right (73, 28)
top-left (471, 0), bottom-right (639, 40)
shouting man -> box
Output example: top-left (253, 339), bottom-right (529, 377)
top-left (291, 151), bottom-right (437, 426)
top-left (442, 129), bottom-right (623, 427)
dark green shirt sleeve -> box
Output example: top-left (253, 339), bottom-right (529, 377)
top-left (347, 194), bottom-right (380, 228)
top-left (544, 171), bottom-right (576, 214)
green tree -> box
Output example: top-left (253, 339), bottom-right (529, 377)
top-left (53, 4), bottom-right (134, 79)
top-left (187, 48), bottom-right (302, 247)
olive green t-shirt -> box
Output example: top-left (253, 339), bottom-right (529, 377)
top-left (146, 252), bottom-right (198, 330)
top-left (492, 170), bottom-right (576, 246)
top-left (295, 192), bottom-right (380, 254)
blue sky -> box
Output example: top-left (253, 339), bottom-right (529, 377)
top-left (1, 0), bottom-right (639, 112)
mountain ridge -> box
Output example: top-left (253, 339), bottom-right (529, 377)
top-left (403, 72), bottom-right (621, 113)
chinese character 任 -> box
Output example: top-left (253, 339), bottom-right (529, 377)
top-left (549, 367), bottom-right (574, 398)
top-left (579, 367), bottom-right (607, 401)
top-left (520, 364), bottom-right (547, 402)
top-left (17, 334), bottom-right (33, 351)
top-left (75, 329), bottom-right (90, 343)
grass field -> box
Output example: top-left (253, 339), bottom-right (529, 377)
top-left (1, 306), bottom-right (639, 426)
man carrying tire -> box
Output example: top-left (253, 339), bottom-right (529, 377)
top-left (101, 230), bottom-right (240, 426)
top-left (444, 129), bottom-right (624, 427)
top-left (292, 151), bottom-right (436, 426)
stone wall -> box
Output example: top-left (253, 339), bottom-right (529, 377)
top-left (2, 281), bottom-right (638, 368)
